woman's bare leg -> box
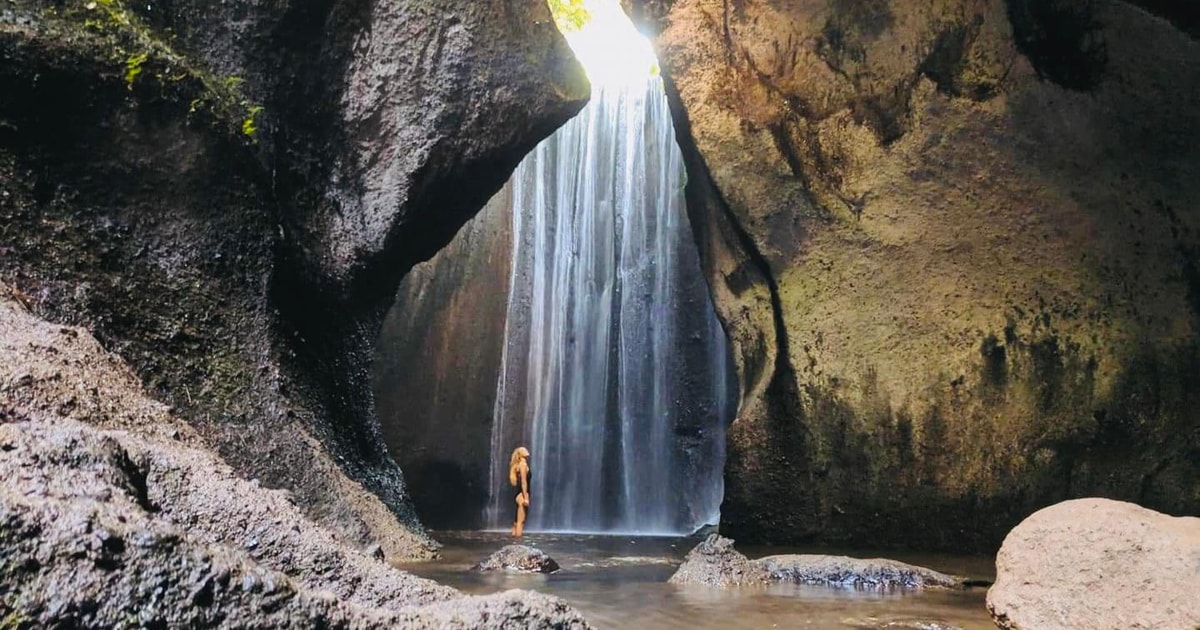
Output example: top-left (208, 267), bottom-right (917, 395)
top-left (513, 494), bottom-right (526, 537)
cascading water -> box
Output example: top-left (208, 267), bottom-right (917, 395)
top-left (485, 3), bottom-right (734, 535)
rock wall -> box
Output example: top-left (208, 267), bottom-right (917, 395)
top-left (631, 0), bottom-right (1200, 551)
top-left (374, 186), bottom-right (514, 529)
top-left (0, 0), bottom-right (587, 558)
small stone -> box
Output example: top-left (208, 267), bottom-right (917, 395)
top-left (474, 544), bottom-right (560, 574)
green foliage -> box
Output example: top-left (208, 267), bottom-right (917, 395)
top-left (546, 0), bottom-right (590, 33)
top-left (241, 105), bottom-right (263, 139)
top-left (124, 51), bottom-right (147, 89)
top-left (57, 0), bottom-right (265, 143)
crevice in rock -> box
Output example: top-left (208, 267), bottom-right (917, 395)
top-left (917, 15), bottom-right (1000, 101)
top-left (114, 448), bottom-right (158, 514)
top-left (659, 74), bottom-right (797, 409)
top-left (1004, 0), bottom-right (1108, 91)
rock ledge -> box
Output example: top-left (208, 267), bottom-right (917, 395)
top-left (670, 535), bottom-right (965, 590)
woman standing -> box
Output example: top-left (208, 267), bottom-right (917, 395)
top-left (508, 446), bottom-right (530, 537)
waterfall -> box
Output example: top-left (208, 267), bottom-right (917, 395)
top-left (486, 75), bottom-right (734, 535)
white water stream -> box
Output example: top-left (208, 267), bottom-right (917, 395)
top-left (485, 74), bottom-right (733, 535)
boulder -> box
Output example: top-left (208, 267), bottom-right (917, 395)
top-left (987, 498), bottom-right (1200, 630)
top-left (760, 554), bottom-right (963, 589)
top-left (670, 535), bottom-right (963, 590)
top-left (668, 534), bottom-right (771, 587)
top-left (475, 545), bottom-right (562, 574)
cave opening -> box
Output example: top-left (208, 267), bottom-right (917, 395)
top-left (372, 0), bottom-right (736, 535)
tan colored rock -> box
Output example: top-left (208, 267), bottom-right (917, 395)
top-left (987, 498), bottom-right (1200, 630)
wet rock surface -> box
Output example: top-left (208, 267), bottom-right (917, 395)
top-left (670, 535), bottom-right (963, 590)
top-left (476, 544), bottom-right (562, 574)
top-left (668, 534), bottom-right (769, 586)
top-left (987, 498), bottom-right (1200, 630)
top-left (760, 555), bottom-right (963, 589)
top-left (0, 288), bottom-right (592, 628)
top-left (630, 0), bottom-right (1200, 551)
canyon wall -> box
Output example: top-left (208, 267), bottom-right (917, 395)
top-left (0, 0), bottom-right (587, 558)
top-left (631, 0), bottom-right (1200, 550)
top-left (374, 187), bottom-right (514, 528)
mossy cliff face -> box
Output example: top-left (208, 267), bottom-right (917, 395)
top-left (631, 0), bottom-right (1200, 551)
top-left (0, 0), bottom-right (587, 559)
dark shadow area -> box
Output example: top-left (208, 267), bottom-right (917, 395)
top-left (1005, 0), bottom-right (1108, 90)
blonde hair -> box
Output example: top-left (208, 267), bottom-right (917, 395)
top-left (508, 447), bottom-right (529, 486)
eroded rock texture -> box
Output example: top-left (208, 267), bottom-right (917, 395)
top-left (0, 286), bottom-right (592, 628)
top-left (668, 534), bottom-right (965, 589)
top-left (631, 0), bottom-right (1200, 550)
top-left (0, 0), bottom-right (587, 559)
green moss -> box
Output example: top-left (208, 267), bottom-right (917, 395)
top-left (123, 51), bottom-right (147, 89)
top-left (26, 0), bottom-right (267, 145)
top-left (242, 105), bottom-right (263, 139)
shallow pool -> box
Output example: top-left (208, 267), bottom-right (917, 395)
top-left (397, 532), bottom-right (997, 630)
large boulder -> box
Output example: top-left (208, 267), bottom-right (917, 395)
top-left (0, 286), bottom-right (592, 628)
top-left (0, 0), bottom-right (587, 560)
top-left (987, 498), bottom-right (1200, 630)
top-left (669, 534), bottom-right (963, 590)
top-left (629, 0), bottom-right (1200, 550)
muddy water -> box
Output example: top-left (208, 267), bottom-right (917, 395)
top-left (398, 532), bottom-right (997, 630)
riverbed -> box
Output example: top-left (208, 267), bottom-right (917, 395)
top-left (399, 532), bottom-right (997, 629)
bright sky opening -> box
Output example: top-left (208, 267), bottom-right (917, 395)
top-left (557, 0), bottom-right (659, 88)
